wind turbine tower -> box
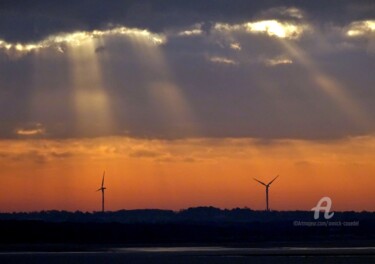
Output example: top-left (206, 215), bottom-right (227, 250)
top-left (97, 171), bottom-right (106, 212)
top-left (253, 175), bottom-right (279, 211)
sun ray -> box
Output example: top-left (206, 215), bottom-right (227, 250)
top-left (279, 40), bottom-right (371, 129)
top-left (127, 35), bottom-right (197, 136)
top-left (66, 37), bottom-right (114, 136)
top-left (24, 26), bottom-right (192, 138)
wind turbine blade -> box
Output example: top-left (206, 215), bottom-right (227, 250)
top-left (102, 171), bottom-right (105, 187)
top-left (96, 188), bottom-right (102, 192)
top-left (268, 175), bottom-right (279, 186)
top-left (253, 178), bottom-right (267, 186)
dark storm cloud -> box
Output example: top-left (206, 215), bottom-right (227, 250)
top-left (0, 0), bottom-right (374, 42)
top-left (0, 1), bottom-right (375, 140)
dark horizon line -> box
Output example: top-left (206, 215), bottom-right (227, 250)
top-left (1, 206), bottom-right (374, 214)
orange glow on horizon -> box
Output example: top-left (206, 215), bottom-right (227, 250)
top-left (0, 136), bottom-right (374, 213)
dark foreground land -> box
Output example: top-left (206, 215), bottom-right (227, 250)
top-left (0, 207), bottom-right (374, 263)
top-left (0, 207), bottom-right (374, 246)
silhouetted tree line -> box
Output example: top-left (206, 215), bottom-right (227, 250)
top-left (0, 207), bottom-right (373, 223)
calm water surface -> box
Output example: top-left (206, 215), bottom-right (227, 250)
top-left (0, 247), bottom-right (374, 264)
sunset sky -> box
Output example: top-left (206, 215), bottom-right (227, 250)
top-left (0, 0), bottom-right (375, 212)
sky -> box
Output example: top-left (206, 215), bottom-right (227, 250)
top-left (0, 0), bottom-right (375, 212)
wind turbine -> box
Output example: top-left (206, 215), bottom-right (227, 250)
top-left (96, 171), bottom-right (106, 213)
top-left (253, 175), bottom-right (279, 211)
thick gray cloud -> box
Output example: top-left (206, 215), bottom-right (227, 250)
top-left (0, 0), bottom-right (374, 42)
top-left (0, 1), bottom-right (374, 140)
